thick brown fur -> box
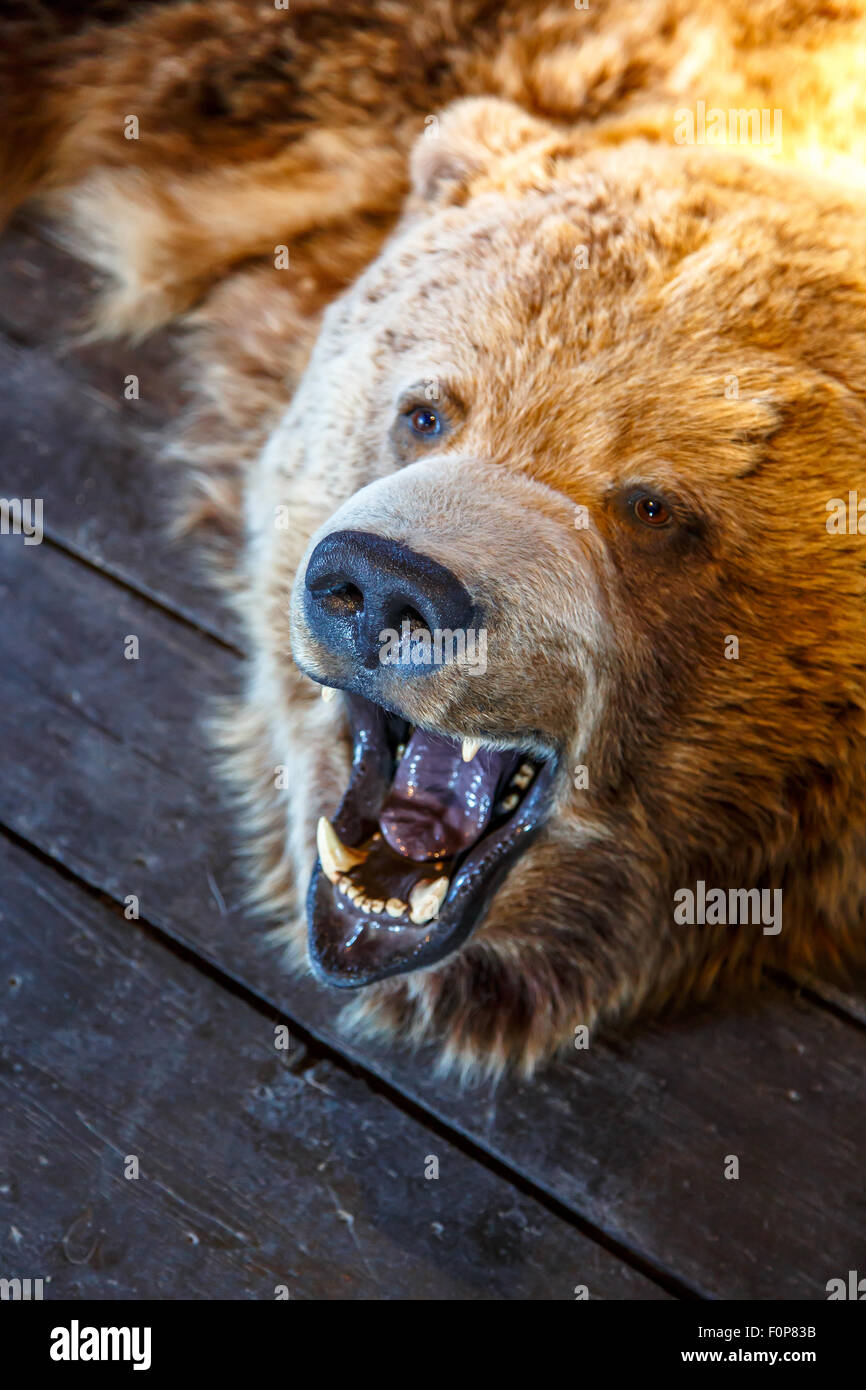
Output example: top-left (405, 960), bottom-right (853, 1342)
top-left (4, 0), bottom-right (866, 1079)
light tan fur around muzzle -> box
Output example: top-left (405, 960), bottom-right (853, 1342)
top-left (290, 456), bottom-right (610, 754)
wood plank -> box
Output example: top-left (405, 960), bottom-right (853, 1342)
top-left (785, 970), bottom-right (866, 1029)
top-left (0, 834), bottom-right (663, 1300)
top-left (0, 219), bottom-right (187, 429)
top-left (0, 279), bottom-right (238, 648)
top-left (2, 536), bottom-right (864, 1298)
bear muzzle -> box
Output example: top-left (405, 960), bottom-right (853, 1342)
top-left (303, 528), bottom-right (479, 676)
top-left (286, 458), bottom-right (592, 986)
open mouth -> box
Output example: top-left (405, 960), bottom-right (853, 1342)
top-left (308, 690), bottom-right (559, 986)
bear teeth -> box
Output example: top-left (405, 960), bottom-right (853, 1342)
top-left (461, 738), bottom-right (481, 762)
top-left (316, 816), bottom-right (368, 882)
top-left (320, 685), bottom-right (338, 703)
top-left (335, 871), bottom-right (447, 926)
top-left (408, 876), bottom-right (450, 925)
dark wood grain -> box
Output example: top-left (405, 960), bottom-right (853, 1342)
top-left (2, 536), bottom-right (864, 1298)
top-left (0, 834), bottom-right (665, 1300)
top-left (0, 228), bottom-right (239, 647)
top-left (0, 219), bottom-right (187, 428)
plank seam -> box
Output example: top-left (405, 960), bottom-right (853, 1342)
top-left (36, 531), bottom-right (245, 656)
top-left (0, 819), bottom-right (700, 1301)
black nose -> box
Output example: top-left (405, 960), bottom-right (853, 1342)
top-left (303, 529), bottom-right (477, 672)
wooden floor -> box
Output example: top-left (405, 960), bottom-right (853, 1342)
top-left (1, 216), bottom-right (865, 1302)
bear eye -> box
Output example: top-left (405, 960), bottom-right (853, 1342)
top-left (407, 406), bottom-right (442, 437)
top-left (633, 495), bottom-right (672, 527)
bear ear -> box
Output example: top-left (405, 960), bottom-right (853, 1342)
top-left (409, 97), bottom-right (555, 205)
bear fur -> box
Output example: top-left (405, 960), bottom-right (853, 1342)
top-left (3, 0), bottom-right (866, 1077)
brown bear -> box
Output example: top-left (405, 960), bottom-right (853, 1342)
top-left (3, 0), bottom-right (866, 1077)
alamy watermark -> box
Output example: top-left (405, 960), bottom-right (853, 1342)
top-left (826, 1270), bottom-right (866, 1299)
top-left (674, 880), bottom-right (782, 935)
top-left (826, 491), bottom-right (866, 535)
top-left (0, 497), bottom-right (43, 545)
top-left (0, 1276), bottom-right (44, 1299)
top-left (50, 1321), bottom-right (152, 1370)
top-left (674, 101), bottom-right (783, 154)
top-left (379, 619), bottom-right (487, 675)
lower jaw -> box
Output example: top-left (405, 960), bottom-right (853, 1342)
top-left (306, 692), bottom-right (559, 988)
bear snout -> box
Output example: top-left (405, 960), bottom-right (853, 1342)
top-left (303, 528), bottom-right (479, 677)
top-left (288, 457), bottom-right (598, 741)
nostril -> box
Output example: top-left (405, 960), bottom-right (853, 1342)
top-left (303, 530), bottom-right (478, 670)
top-left (310, 579), bottom-right (364, 618)
top-left (396, 604), bottom-right (429, 635)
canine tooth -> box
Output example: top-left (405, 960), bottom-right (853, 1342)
top-left (500, 792), bottom-right (519, 813)
top-left (409, 876), bottom-right (449, 925)
top-left (462, 738), bottom-right (481, 762)
top-left (385, 898), bottom-right (406, 917)
top-left (317, 817), bottom-right (367, 883)
top-left (320, 685), bottom-right (338, 703)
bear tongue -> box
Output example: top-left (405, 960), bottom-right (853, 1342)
top-left (379, 729), bottom-right (521, 861)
